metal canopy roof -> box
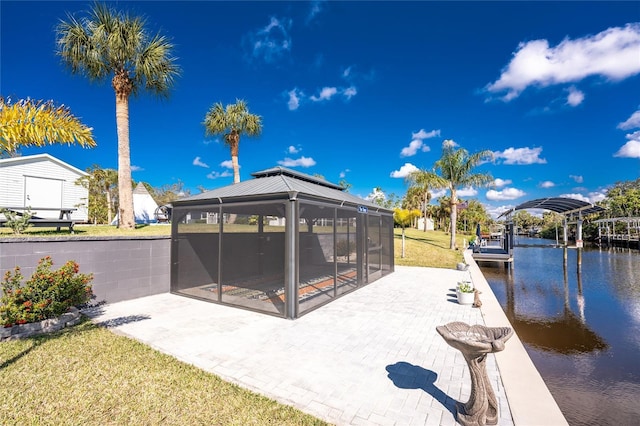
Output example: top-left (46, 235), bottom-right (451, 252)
top-left (499, 197), bottom-right (605, 218)
top-left (175, 166), bottom-right (391, 212)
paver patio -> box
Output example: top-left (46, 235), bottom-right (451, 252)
top-left (84, 265), bottom-right (513, 425)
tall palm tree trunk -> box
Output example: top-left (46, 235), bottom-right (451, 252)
top-left (449, 190), bottom-right (458, 250)
top-left (115, 92), bottom-right (135, 229)
top-left (229, 135), bottom-right (240, 184)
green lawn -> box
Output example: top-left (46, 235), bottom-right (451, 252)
top-left (0, 319), bottom-right (327, 426)
top-left (394, 227), bottom-right (467, 268)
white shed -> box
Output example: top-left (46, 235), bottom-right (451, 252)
top-left (0, 154), bottom-right (89, 222)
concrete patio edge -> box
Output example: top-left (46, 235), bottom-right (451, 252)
top-left (464, 250), bottom-right (569, 426)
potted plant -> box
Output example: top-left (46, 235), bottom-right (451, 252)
top-left (456, 281), bottom-right (475, 305)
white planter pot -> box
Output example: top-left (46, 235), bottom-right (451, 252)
top-left (457, 290), bottom-right (475, 305)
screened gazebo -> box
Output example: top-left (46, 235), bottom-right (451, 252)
top-left (170, 167), bottom-right (394, 319)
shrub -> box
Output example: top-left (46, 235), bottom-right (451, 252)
top-left (336, 239), bottom-right (353, 257)
top-left (0, 256), bottom-right (93, 327)
top-left (1, 207), bottom-right (32, 234)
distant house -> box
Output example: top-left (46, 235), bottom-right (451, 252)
top-left (0, 154), bottom-right (89, 222)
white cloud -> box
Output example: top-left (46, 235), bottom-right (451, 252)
top-left (207, 170), bottom-right (232, 179)
top-left (343, 86), bottom-right (357, 99)
top-left (390, 163), bottom-right (419, 178)
top-left (193, 157), bottom-right (209, 168)
top-left (400, 139), bottom-right (429, 157)
top-left (246, 16), bottom-right (292, 63)
top-left (306, 0), bottom-right (325, 24)
top-left (486, 187), bottom-right (526, 201)
top-left (287, 88), bottom-right (302, 111)
top-left (278, 156), bottom-right (316, 167)
top-left (339, 169), bottom-right (350, 178)
top-left (432, 188), bottom-right (448, 199)
top-left (458, 187), bottom-right (478, 197)
top-left (560, 191), bottom-right (608, 204)
top-left (287, 145), bottom-right (300, 154)
top-left (614, 130), bottom-right (640, 158)
top-left (560, 193), bottom-right (590, 203)
top-left (566, 86), bottom-right (585, 106)
top-left (400, 128), bottom-right (440, 157)
top-left (539, 180), bottom-right (555, 188)
top-left (310, 86), bottom-right (338, 102)
top-left (220, 160), bottom-right (234, 169)
top-left (131, 165), bottom-right (143, 172)
top-left (614, 139), bottom-right (640, 158)
top-left (494, 147), bottom-right (547, 165)
top-left (486, 23), bottom-right (640, 101)
top-left (493, 178), bottom-right (512, 188)
top-left (569, 174), bottom-right (584, 183)
top-left (366, 188), bottom-right (386, 202)
top-left (443, 139), bottom-right (459, 148)
top-left (618, 110), bottom-right (640, 130)
top-left (486, 204), bottom-right (514, 219)
top-left (413, 129), bottom-right (440, 140)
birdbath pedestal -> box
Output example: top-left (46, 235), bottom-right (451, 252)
top-left (436, 322), bottom-right (513, 426)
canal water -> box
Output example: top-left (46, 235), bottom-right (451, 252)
top-left (479, 237), bottom-right (640, 426)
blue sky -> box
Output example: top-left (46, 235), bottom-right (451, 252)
top-left (2, 1), bottom-right (639, 217)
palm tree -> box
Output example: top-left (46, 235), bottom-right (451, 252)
top-left (406, 169), bottom-right (447, 232)
top-left (434, 141), bottom-right (493, 249)
top-left (203, 99), bottom-right (262, 183)
top-left (1, 97), bottom-right (96, 156)
top-left (56, 3), bottom-right (180, 229)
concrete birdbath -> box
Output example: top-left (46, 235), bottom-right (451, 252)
top-left (436, 322), bottom-right (514, 426)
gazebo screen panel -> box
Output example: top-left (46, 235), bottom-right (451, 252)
top-left (219, 202), bottom-right (287, 316)
top-left (381, 214), bottom-right (394, 275)
top-left (171, 205), bottom-right (220, 302)
top-left (298, 202), bottom-right (338, 313)
top-left (336, 208), bottom-right (359, 296)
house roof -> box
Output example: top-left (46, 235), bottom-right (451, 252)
top-left (175, 166), bottom-right (391, 212)
top-left (0, 153), bottom-right (88, 176)
top-left (499, 197), bottom-right (605, 218)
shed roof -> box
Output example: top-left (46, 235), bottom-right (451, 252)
top-left (0, 153), bottom-right (88, 176)
top-left (499, 197), bottom-right (605, 218)
top-left (175, 166), bottom-right (391, 212)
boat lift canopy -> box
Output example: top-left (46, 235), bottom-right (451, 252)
top-left (499, 197), bottom-right (605, 219)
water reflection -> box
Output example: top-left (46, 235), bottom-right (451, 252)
top-left (480, 237), bottom-right (640, 426)
top-left (491, 258), bottom-right (607, 354)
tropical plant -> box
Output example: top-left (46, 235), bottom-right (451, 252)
top-left (0, 256), bottom-right (93, 327)
top-left (406, 169), bottom-right (447, 232)
top-left (0, 207), bottom-right (32, 235)
top-left (0, 97), bottom-right (96, 156)
top-left (203, 99), bottom-right (263, 183)
top-left (434, 141), bottom-right (493, 250)
top-left (456, 281), bottom-right (474, 293)
top-left (602, 178), bottom-right (640, 217)
top-left (394, 208), bottom-right (421, 258)
top-left (457, 199), bottom-right (492, 234)
top-left (150, 181), bottom-right (191, 206)
top-left (56, 2), bottom-right (180, 229)
top-left (76, 165), bottom-right (118, 224)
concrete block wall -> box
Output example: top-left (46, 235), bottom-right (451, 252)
top-left (0, 236), bottom-right (170, 304)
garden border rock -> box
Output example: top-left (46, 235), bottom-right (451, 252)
top-left (0, 307), bottom-right (81, 341)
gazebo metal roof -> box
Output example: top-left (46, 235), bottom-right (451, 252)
top-left (499, 197), bottom-right (605, 218)
top-left (176, 166), bottom-right (391, 212)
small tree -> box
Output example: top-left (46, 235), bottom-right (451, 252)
top-left (394, 208), bottom-right (421, 258)
top-left (203, 99), bottom-right (262, 184)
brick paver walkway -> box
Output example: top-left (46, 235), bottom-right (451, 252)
top-left (84, 266), bottom-right (513, 426)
